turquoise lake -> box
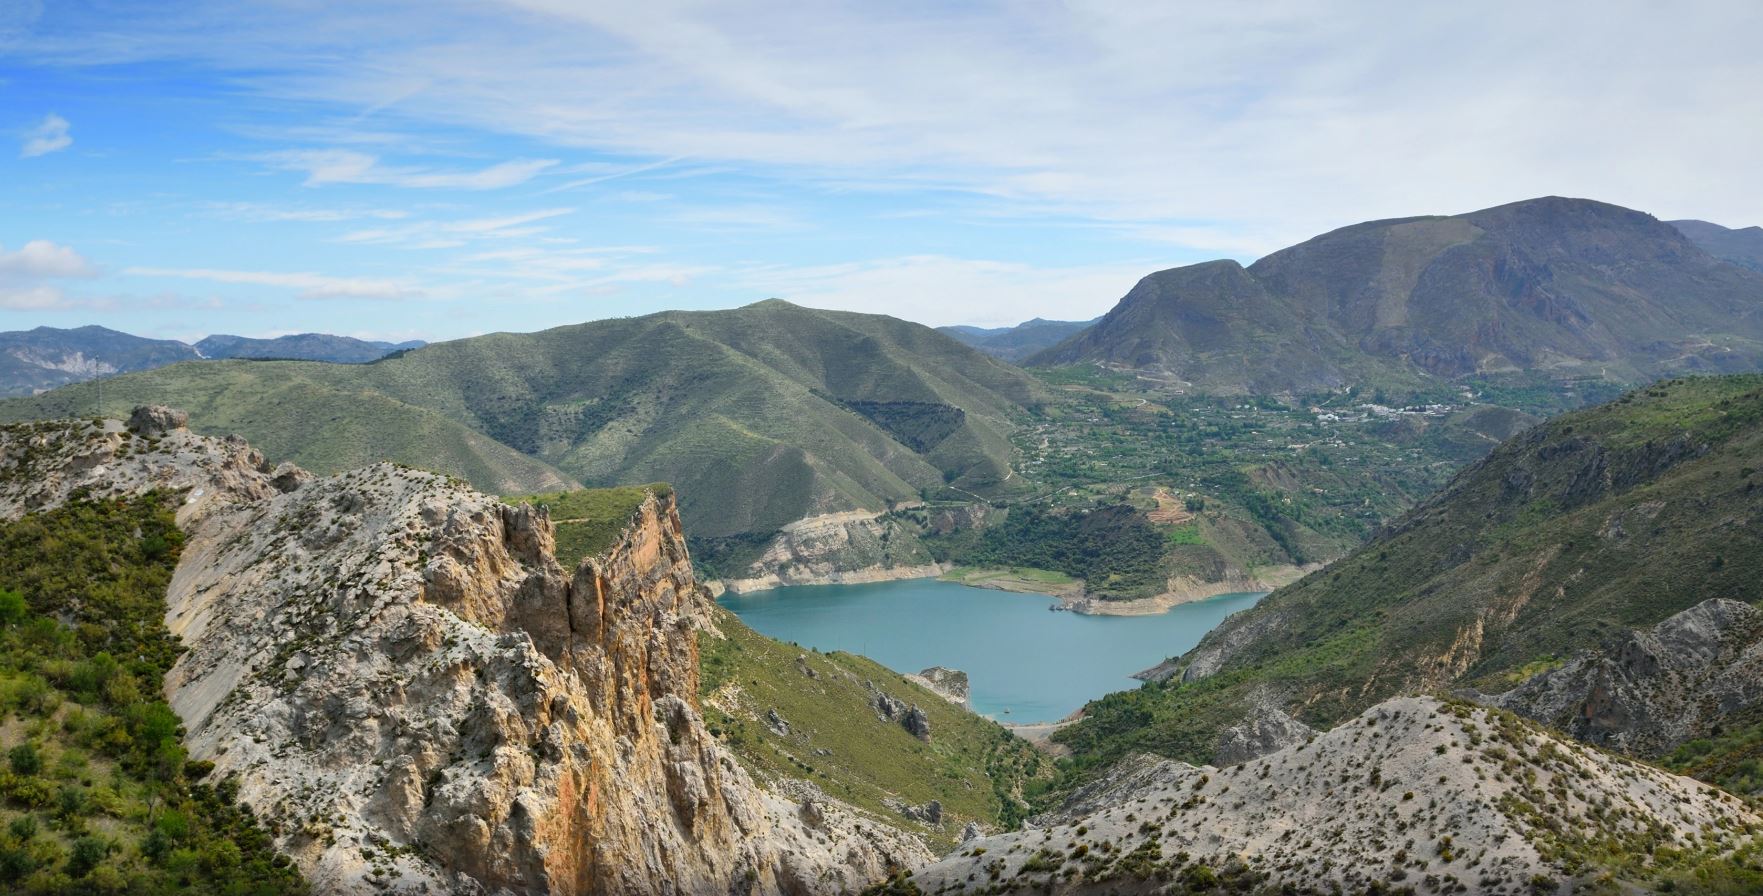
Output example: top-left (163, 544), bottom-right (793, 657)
top-left (718, 579), bottom-right (1265, 724)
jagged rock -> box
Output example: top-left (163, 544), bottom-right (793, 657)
top-left (1483, 598), bottom-right (1763, 757)
top-left (872, 689), bottom-right (907, 721)
top-left (959, 821), bottom-right (982, 843)
top-left (0, 415), bottom-right (934, 895)
top-left (1214, 696), bottom-right (1317, 765)
top-left (126, 403), bottom-right (188, 436)
top-left (794, 654), bottom-right (818, 679)
top-left (911, 697), bottom-right (1760, 894)
top-left (765, 708), bottom-right (792, 737)
top-left (884, 798), bottom-right (944, 827)
top-left (903, 704), bottom-right (932, 742)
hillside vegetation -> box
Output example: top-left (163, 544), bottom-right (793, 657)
top-left (506, 483), bottom-right (673, 564)
top-left (699, 606), bottom-right (1054, 848)
top-left (0, 494), bottom-right (305, 894)
top-left (1058, 375), bottom-right (1763, 774)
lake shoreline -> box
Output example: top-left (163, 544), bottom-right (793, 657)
top-left (941, 565), bottom-right (1302, 617)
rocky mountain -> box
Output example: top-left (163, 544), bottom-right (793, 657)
top-left (939, 318), bottom-right (1096, 362)
top-left (905, 697), bottom-right (1762, 894)
top-left (0, 324), bottom-right (199, 396)
top-left (1034, 197), bottom-right (1763, 393)
top-left (1061, 375), bottom-right (1763, 775)
top-left (195, 332), bottom-right (425, 362)
top-left (1673, 218), bottom-right (1763, 273)
top-left (0, 409), bottom-right (932, 894)
top-left (0, 300), bottom-right (1047, 562)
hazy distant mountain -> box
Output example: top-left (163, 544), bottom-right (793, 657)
top-left (938, 317), bottom-right (1097, 362)
top-left (1672, 218), bottom-right (1763, 273)
top-left (1035, 197), bottom-right (1763, 392)
top-left (0, 325), bottom-right (200, 396)
top-left (0, 326), bottom-right (427, 397)
top-left (196, 333), bottom-right (426, 363)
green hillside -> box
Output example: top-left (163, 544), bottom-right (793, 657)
top-left (0, 494), bottom-right (306, 894)
top-left (699, 606), bottom-right (1053, 848)
top-left (1057, 375), bottom-right (1763, 773)
top-left (0, 301), bottom-right (1048, 539)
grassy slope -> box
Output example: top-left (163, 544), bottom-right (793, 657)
top-left (698, 606), bottom-right (1053, 850)
top-left (0, 301), bottom-right (1046, 539)
top-left (1057, 375), bottom-right (1763, 774)
top-left (0, 495), bottom-right (306, 894)
top-left (0, 363), bottom-right (579, 497)
top-left (505, 484), bottom-right (673, 566)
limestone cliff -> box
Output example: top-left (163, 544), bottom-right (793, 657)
top-left (0, 410), bottom-right (928, 894)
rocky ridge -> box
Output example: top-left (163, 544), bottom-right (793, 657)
top-left (908, 697), bottom-right (1760, 894)
top-left (0, 409), bottom-right (929, 894)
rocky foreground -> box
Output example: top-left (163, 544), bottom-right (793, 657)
top-left (906, 696), bottom-right (1759, 894)
top-left (0, 409), bottom-right (927, 895)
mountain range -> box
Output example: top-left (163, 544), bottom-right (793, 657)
top-left (1673, 217), bottom-right (1763, 273)
top-left (0, 325), bottom-right (424, 397)
top-left (0, 301), bottom-right (1046, 540)
top-left (1033, 198), bottom-right (1763, 393)
top-left (937, 317), bottom-right (1097, 362)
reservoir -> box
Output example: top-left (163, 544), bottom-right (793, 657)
top-left (718, 579), bottom-right (1265, 724)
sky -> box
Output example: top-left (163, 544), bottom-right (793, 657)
top-left (2, 1), bottom-right (1760, 343)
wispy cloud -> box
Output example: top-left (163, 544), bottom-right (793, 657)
top-left (259, 149), bottom-right (559, 190)
top-left (34, 0), bottom-right (1746, 245)
top-left (206, 201), bottom-right (412, 223)
top-left (336, 208), bottom-right (575, 249)
top-left (19, 112), bottom-right (70, 158)
top-left (125, 266), bottom-right (417, 300)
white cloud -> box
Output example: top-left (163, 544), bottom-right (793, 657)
top-left (260, 149), bottom-right (558, 190)
top-left (0, 240), bottom-right (96, 309)
top-left (19, 112), bottom-right (70, 157)
top-left (125, 266), bottom-right (417, 300)
top-left (0, 240), bottom-right (96, 279)
top-left (732, 256), bottom-right (1147, 328)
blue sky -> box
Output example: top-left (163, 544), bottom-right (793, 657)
top-left (2, 1), bottom-right (1760, 343)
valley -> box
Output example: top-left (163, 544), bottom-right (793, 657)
top-left (3, 198), bottom-right (1762, 895)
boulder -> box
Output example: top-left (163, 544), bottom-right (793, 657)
top-left (126, 404), bottom-right (189, 437)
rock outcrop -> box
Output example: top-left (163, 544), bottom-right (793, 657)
top-left (909, 697), bottom-right (1760, 894)
top-left (1213, 696), bottom-right (1317, 766)
top-left (0, 411), bottom-right (929, 895)
top-left (1484, 598), bottom-right (1763, 757)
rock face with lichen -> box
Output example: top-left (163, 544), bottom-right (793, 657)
top-left (0, 408), bottom-right (928, 895)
